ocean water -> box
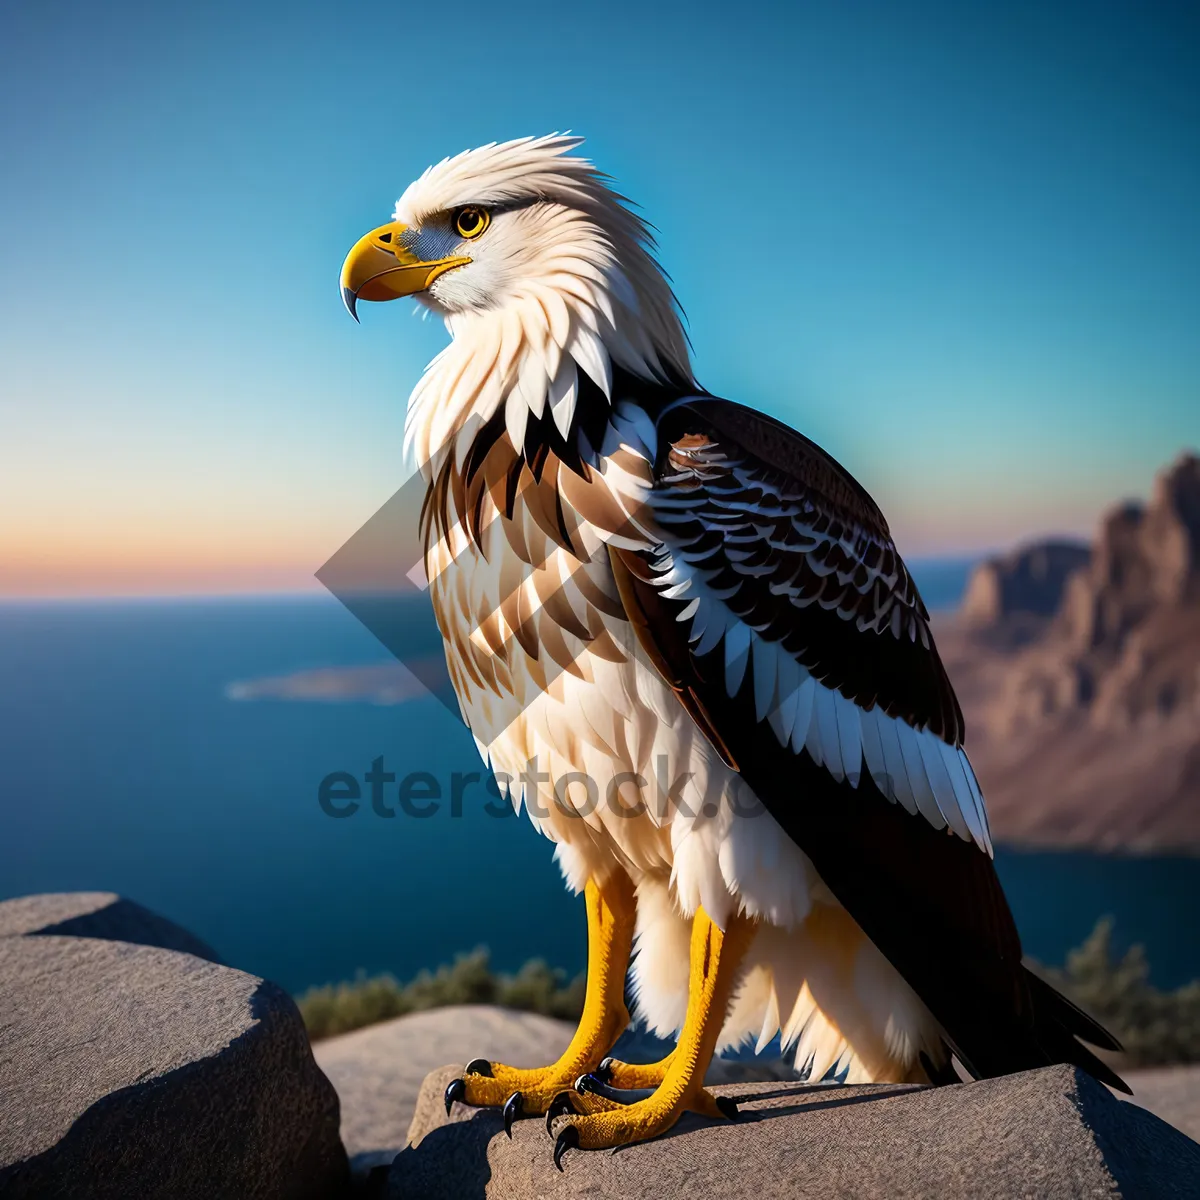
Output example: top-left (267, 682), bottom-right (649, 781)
top-left (1, 567), bottom-right (1197, 995)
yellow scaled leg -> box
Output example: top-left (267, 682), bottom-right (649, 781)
top-left (552, 906), bottom-right (757, 1167)
top-left (443, 872), bottom-right (636, 1133)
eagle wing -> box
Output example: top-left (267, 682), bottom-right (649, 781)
top-left (608, 393), bottom-right (1124, 1087)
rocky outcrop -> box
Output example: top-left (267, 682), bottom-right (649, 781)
top-left (0, 891), bottom-right (221, 963)
top-left (388, 1062), bottom-right (1199, 1199)
top-left (937, 451), bottom-right (1200, 852)
top-left (1055, 454), bottom-right (1200, 726)
top-left (961, 539), bottom-right (1090, 635)
top-left (996, 452), bottom-right (1200, 730)
top-left (0, 902), bottom-right (349, 1199)
top-left (314, 1005), bottom-right (581, 1178)
top-left (6, 882), bottom-right (1190, 1199)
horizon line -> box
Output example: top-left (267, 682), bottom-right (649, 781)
top-left (0, 549), bottom-right (1016, 605)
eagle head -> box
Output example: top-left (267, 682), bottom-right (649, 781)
top-left (340, 135), bottom-right (692, 465)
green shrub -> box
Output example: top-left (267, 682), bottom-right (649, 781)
top-left (498, 957), bottom-right (587, 1021)
top-left (1033, 918), bottom-right (1200, 1067)
top-left (297, 947), bottom-right (584, 1040)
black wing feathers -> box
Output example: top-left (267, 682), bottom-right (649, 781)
top-left (654, 398), bottom-right (965, 744)
top-left (613, 393), bottom-right (1127, 1092)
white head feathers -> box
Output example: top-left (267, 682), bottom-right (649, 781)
top-left (395, 135), bottom-right (693, 472)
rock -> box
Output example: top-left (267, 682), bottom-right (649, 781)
top-left (0, 935), bottom-right (348, 1199)
top-left (960, 539), bottom-right (1090, 633)
top-left (313, 1005), bottom-right (579, 1177)
top-left (1063, 452), bottom-right (1200, 656)
top-left (392, 1063), bottom-right (1200, 1199)
top-left (1125, 1063), bottom-right (1200, 1144)
top-left (313, 1004), bottom-right (795, 1180)
top-left (0, 891), bottom-right (221, 963)
top-left (1139, 452), bottom-right (1200, 607)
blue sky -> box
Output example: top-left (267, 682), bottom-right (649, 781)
top-left (1, 0), bottom-right (1197, 594)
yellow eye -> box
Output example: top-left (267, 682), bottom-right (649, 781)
top-left (454, 206), bottom-right (490, 240)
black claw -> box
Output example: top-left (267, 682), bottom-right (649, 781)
top-left (554, 1124), bottom-right (579, 1171)
top-left (595, 1057), bottom-right (615, 1083)
top-left (545, 1091), bottom-right (577, 1134)
top-left (444, 1077), bottom-right (466, 1116)
top-left (715, 1095), bottom-right (739, 1120)
top-left (502, 1091), bottom-right (523, 1138)
top-left (464, 1057), bottom-right (493, 1077)
top-left (574, 1072), bottom-right (600, 1095)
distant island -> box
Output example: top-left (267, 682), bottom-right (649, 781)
top-left (227, 660), bottom-right (444, 705)
top-left (230, 451), bottom-right (1200, 856)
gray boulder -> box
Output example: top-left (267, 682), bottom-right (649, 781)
top-left (314, 1005), bottom-right (581, 1178)
top-left (0, 935), bottom-right (348, 1199)
top-left (393, 1062), bottom-right (1200, 1199)
top-left (0, 891), bottom-right (221, 963)
top-left (1125, 1063), bottom-right (1200, 1143)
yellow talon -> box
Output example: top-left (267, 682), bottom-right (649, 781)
top-left (553, 906), bottom-right (756, 1158)
top-left (448, 873), bottom-right (636, 1117)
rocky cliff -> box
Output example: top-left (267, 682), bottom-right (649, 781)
top-left (960, 539), bottom-right (1091, 636)
top-left (938, 451), bottom-right (1200, 852)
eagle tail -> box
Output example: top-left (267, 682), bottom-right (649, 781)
top-left (1023, 969), bottom-right (1131, 1094)
top-left (953, 969), bottom-right (1130, 1094)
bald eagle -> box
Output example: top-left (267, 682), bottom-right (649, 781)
top-left (340, 136), bottom-right (1124, 1167)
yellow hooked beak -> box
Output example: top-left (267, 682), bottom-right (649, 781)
top-left (339, 222), bottom-right (471, 321)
